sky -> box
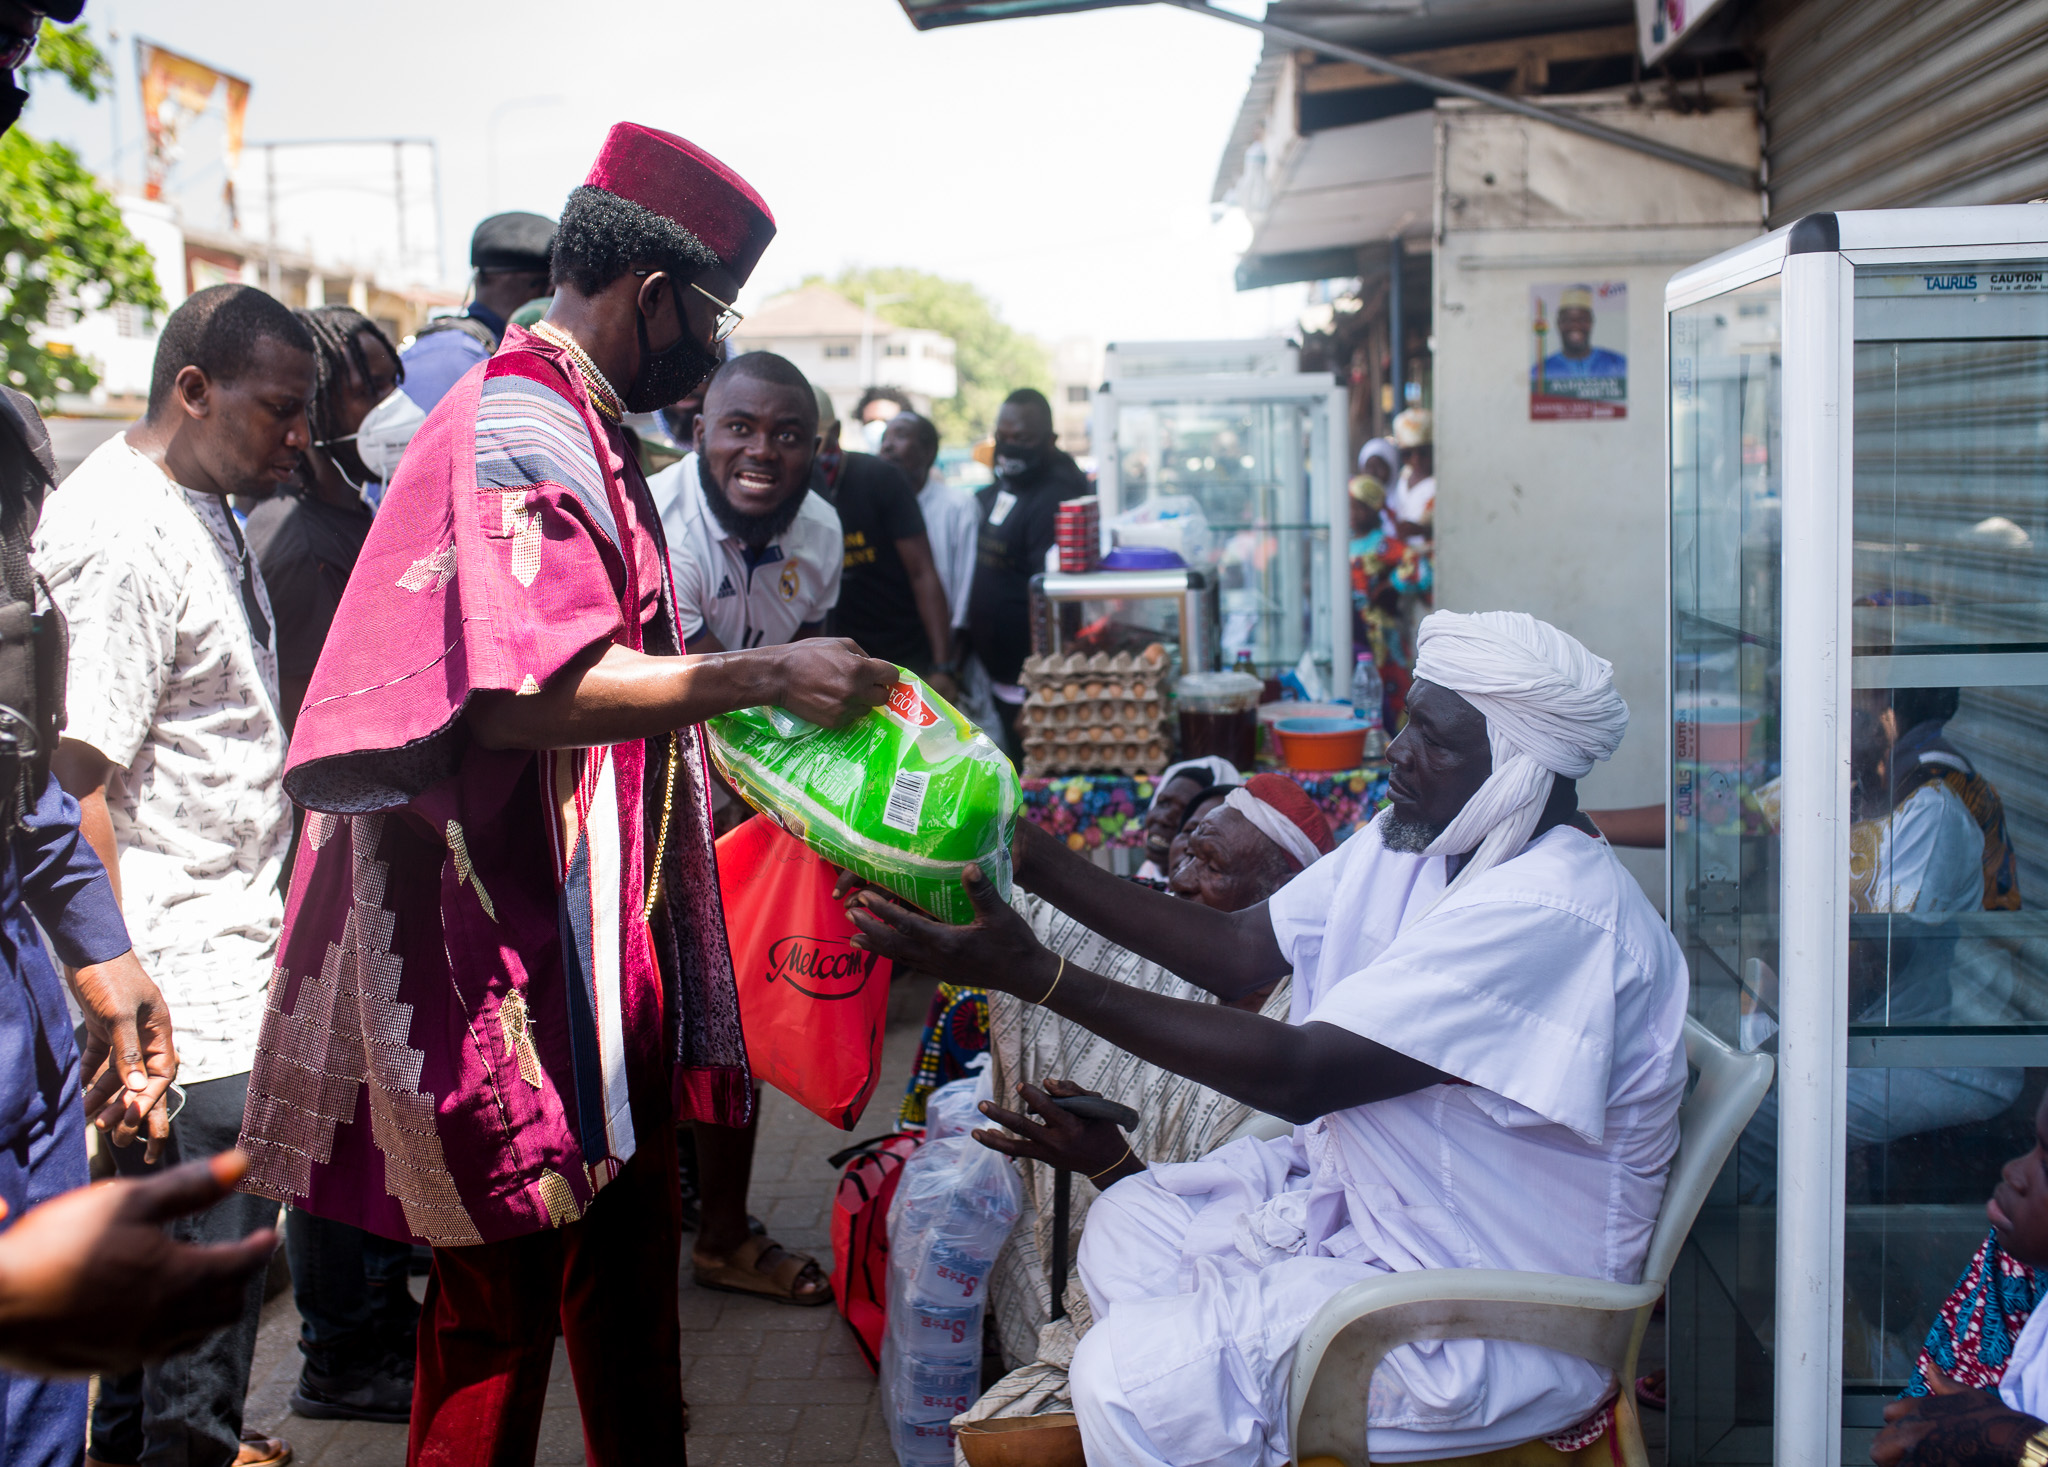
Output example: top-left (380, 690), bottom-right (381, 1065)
top-left (22, 0), bottom-right (1310, 350)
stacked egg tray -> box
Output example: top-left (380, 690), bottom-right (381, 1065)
top-left (1019, 645), bottom-right (1173, 776)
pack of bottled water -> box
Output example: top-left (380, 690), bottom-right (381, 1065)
top-left (921, 1054), bottom-right (990, 1143)
top-left (879, 1131), bottom-right (1022, 1466)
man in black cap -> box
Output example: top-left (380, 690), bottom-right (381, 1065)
top-left (399, 210), bottom-right (556, 414)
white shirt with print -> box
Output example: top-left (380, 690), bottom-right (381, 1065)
top-left (649, 451), bottom-right (842, 650)
top-left (34, 436), bottom-right (290, 1084)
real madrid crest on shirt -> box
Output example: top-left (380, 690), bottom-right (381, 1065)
top-left (778, 561), bottom-right (800, 602)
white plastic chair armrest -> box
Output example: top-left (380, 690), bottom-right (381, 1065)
top-left (1288, 1268), bottom-right (1662, 1467)
top-left (1224, 1110), bottom-right (1293, 1145)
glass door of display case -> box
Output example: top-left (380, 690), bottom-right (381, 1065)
top-left (1841, 255), bottom-right (2048, 1454)
top-left (1094, 375), bottom-right (1352, 692)
top-left (1667, 271), bottom-right (1784, 1467)
top-left (1670, 208), bottom-right (2048, 1467)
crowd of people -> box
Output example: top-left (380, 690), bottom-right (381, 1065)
top-left (0, 9), bottom-right (2039, 1467)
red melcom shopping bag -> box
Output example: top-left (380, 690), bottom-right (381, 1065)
top-left (715, 814), bottom-right (893, 1130)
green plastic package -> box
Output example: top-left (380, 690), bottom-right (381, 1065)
top-left (705, 672), bottom-right (1020, 925)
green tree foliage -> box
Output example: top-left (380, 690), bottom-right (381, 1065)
top-left (0, 22), bottom-right (163, 405)
top-left (813, 267), bottom-right (1050, 446)
top-left (30, 22), bottom-right (112, 101)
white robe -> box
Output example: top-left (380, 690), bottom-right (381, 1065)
top-left (1071, 814), bottom-right (1689, 1465)
top-left (918, 470), bottom-right (981, 632)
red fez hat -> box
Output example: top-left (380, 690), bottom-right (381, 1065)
top-left (583, 122), bottom-right (776, 287)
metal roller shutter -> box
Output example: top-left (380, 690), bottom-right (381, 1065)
top-left (1755, 0), bottom-right (2048, 225)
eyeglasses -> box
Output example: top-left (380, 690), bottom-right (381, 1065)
top-left (691, 282), bottom-right (744, 345)
top-left (0, 27), bottom-right (38, 72)
top-left (633, 271), bottom-right (744, 346)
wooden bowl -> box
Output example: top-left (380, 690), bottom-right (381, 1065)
top-left (956, 1413), bottom-right (1086, 1467)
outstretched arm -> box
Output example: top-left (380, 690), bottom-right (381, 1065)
top-left (847, 865), bottom-right (1444, 1124)
top-left (1011, 818), bottom-right (1287, 1001)
top-left (467, 637), bottom-right (898, 751)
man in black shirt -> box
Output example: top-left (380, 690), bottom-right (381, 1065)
top-left (245, 308), bottom-right (398, 735)
top-left (810, 387), bottom-right (957, 691)
top-left (967, 387), bottom-right (1090, 756)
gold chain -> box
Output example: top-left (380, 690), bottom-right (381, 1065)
top-left (642, 731), bottom-right (680, 921)
top-left (532, 321), bottom-right (625, 422)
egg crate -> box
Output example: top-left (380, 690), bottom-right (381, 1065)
top-left (1023, 735), bottom-right (1170, 779)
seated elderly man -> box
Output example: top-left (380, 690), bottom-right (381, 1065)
top-left (848, 610), bottom-right (1688, 1465)
top-left (979, 774), bottom-right (1336, 1376)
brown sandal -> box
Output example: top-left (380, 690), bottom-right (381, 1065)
top-left (234, 1433), bottom-right (293, 1467)
top-left (692, 1233), bottom-right (833, 1306)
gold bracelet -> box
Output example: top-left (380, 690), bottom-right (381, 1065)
top-left (1037, 954), bottom-right (1066, 1005)
top-left (1087, 1141), bottom-right (1135, 1183)
top-left (2019, 1428), bottom-right (2048, 1467)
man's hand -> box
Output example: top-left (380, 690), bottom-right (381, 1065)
top-left (847, 862), bottom-right (1056, 1000)
top-left (974, 1079), bottom-right (1141, 1185)
top-left (1872, 1366), bottom-right (2046, 1466)
top-left (765, 638), bottom-right (900, 728)
top-left (0, 1152), bottom-right (276, 1375)
top-left (71, 950), bottom-right (177, 1162)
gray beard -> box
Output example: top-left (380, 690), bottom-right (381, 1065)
top-left (1380, 815), bottom-right (1443, 854)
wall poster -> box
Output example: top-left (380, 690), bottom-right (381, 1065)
top-left (1530, 281), bottom-right (1628, 421)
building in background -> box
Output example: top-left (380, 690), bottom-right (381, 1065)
top-left (1050, 334), bottom-right (1103, 458)
top-left (728, 284), bottom-right (958, 416)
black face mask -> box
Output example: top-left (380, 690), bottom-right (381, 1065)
top-left (0, 80), bottom-right (25, 137)
top-left (992, 441), bottom-right (1047, 481)
top-left (626, 310), bottom-right (721, 415)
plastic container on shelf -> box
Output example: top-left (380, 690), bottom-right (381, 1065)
top-left (1350, 653), bottom-right (1388, 758)
top-left (1175, 670), bottom-right (1262, 769)
top-left (1275, 716), bottom-right (1370, 772)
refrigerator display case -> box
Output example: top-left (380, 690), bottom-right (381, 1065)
top-left (1666, 207), bottom-right (2048, 1466)
top-left (1093, 373), bottom-right (1352, 691)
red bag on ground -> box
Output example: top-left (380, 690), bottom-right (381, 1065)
top-left (828, 1130), bottom-right (921, 1369)
top-left (715, 815), bottom-right (893, 1130)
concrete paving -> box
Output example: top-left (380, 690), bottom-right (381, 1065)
top-left (245, 1008), bottom-right (928, 1466)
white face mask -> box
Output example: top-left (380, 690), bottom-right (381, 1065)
top-left (861, 418), bottom-right (888, 452)
top-left (348, 387), bottom-right (426, 485)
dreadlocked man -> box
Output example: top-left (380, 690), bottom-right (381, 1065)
top-left (245, 306), bottom-right (401, 735)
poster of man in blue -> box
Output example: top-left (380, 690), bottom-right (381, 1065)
top-left (1530, 281), bottom-right (1628, 420)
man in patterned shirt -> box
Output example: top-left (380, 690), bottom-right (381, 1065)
top-left (38, 283), bottom-right (313, 1467)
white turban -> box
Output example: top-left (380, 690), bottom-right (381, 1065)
top-left (1411, 610), bottom-right (1629, 906)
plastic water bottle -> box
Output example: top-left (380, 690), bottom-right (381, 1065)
top-left (1351, 653), bottom-right (1387, 757)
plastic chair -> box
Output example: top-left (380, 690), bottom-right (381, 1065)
top-left (1286, 1016), bottom-right (1774, 1467)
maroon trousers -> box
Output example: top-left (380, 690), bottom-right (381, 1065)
top-left (408, 1121), bottom-right (685, 1467)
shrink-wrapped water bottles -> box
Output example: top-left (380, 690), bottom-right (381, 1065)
top-left (880, 1131), bottom-right (1022, 1465)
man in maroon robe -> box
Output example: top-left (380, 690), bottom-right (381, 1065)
top-left (237, 123), bottom-right (897, 1466)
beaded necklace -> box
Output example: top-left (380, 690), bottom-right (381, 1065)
top-left (532, 321), bottom-right (625, 422)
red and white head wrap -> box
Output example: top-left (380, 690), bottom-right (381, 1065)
top-left (1224, 773), bottom-right (1337, 872)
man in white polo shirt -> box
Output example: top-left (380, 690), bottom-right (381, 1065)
top-left (650, 350), bottom-right (841, 653)
top-left (646, 348), bottom-right (843, 1308)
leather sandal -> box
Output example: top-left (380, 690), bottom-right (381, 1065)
top-left (234, 1432), bottom-right (293, 1467)
top-left (692, 1233), bottom-right (833, 1306)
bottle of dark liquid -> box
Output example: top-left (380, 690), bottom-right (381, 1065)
top-left (1232, 648), bottom-right (1256, 676)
